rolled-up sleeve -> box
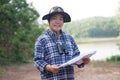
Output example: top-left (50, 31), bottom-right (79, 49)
top-left (34, 39), bottom-right (48, 72)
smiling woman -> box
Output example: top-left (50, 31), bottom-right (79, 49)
top-left (33, 6), bottom-right (90, 80)
top-left (27, 0), bottom-right (119, 21)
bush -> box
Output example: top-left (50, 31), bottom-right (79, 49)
top-left (106, 55), bottom-right (120, 62)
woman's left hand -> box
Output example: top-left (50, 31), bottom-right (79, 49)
top-left (82, 58), bottom-right (90, 64)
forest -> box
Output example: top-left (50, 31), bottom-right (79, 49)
top-left (63, 17), bottom-right (119, 39)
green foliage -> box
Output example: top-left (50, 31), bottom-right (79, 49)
top-left (88, 17), bottom-right (119, 37)
top-left (63, 17), bottom-right (119, 39)
top-left (106, 55), bottom-right (120, 62)
top-left (0, 0), bottom-right (45, 64)
top-left (116, 1), bottom-right (120, 35)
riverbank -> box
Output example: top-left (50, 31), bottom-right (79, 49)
top-left (76, 37), bottom-right (120, 44)
top-left (0, 61), bottom-right (120, 80)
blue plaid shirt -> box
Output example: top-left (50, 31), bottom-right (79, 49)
top-left (34, 29), bottom-right (80, 80)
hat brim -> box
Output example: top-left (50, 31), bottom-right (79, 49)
top-left (42, 12), bottom-right (71, 23)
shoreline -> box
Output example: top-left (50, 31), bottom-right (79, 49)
top-left (76, 37), bottom-right (120, 44)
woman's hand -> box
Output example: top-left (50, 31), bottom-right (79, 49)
top-left (45, 64), bottom-right (60, 74)
top-left (82, 58), bottom-right (90, 64)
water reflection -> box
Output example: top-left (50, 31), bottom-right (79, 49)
top-left (78, 40), bottom-right (120, 60)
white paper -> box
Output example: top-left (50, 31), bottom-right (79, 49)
top-left (59, 50), bottom-right (96, 67)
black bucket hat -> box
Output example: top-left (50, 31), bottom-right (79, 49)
top-left (42, 6), bottom-right (71, 23)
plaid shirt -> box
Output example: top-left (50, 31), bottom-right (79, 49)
top-left (34, 29), bottom-right (80, 80)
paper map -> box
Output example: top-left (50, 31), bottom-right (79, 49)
top-left (59, 50), bottom-right (96, 67)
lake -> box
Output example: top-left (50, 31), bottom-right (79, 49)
top-left (78, 39), bottom-right (120, 60)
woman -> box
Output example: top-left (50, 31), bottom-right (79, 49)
top-left (34, 6), bottom-right (90, 80)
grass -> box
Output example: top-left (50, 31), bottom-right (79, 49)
top-left (106, 55), bottom-right (120, 63)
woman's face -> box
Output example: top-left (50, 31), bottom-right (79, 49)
top-left (49, 14), bottom-right (64, 33)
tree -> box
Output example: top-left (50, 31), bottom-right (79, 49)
top-left (0, 0), bottom-right (44, 64)
top-left (63, 17), bottom-right (119, 39)
top-left (116, 1), bottom-right (120, 35)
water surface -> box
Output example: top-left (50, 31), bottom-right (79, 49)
top-left (78, 40), bottom-right (120, 60)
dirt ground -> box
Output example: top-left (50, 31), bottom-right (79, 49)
top-left (0, 61), bottom-right (120, 80)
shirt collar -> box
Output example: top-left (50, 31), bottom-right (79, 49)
top-left (46, 29), bottom-right (63, 37)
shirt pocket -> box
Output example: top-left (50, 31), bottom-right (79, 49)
top-left (65, 41), bottom-right (74, 55)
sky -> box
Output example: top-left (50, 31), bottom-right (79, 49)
top-left (27, 0), bottom-right (119, 21)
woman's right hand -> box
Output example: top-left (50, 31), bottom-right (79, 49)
top-left (45, 64), bottom-right (60, 74)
